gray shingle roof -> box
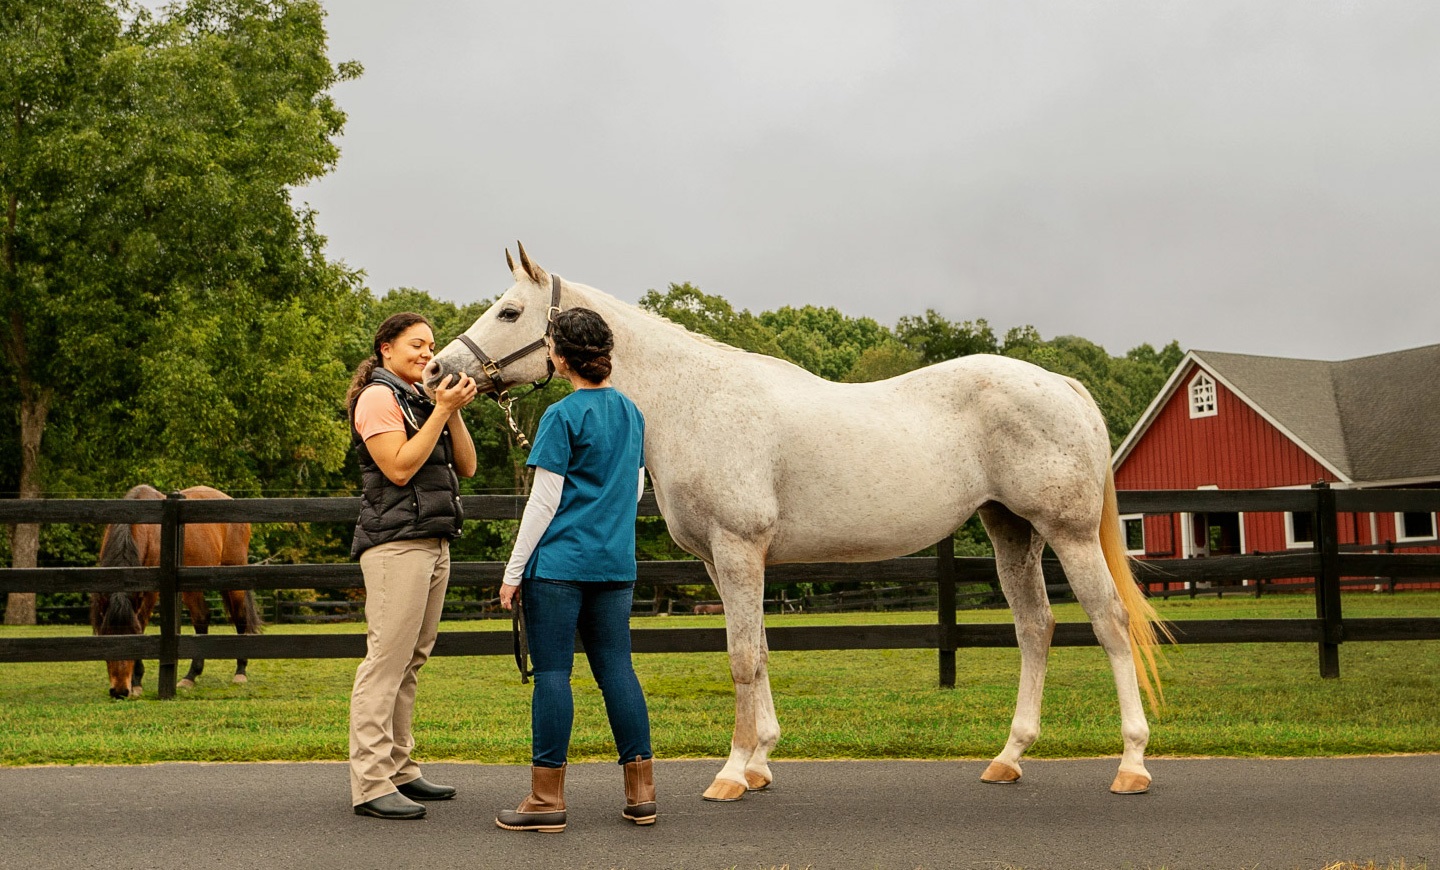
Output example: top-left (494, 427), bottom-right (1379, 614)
top-left (1193, 344), bottom-right (1440, 483)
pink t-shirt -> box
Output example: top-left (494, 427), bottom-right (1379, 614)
top-left (353, 383), bottom-right (412, 442)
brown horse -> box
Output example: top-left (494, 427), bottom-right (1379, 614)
top-left (90, 485), bottom-right (262, 699)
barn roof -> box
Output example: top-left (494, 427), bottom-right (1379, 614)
top-left (1114, 342), bottom-right (1440, 485)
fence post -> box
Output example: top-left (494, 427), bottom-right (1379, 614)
top-left (937, 536), bottom-right (956, 689)
top-left (1311, 482), bottom-right (1342, 679)
top-left (157, 491), bottom-right (186, 699)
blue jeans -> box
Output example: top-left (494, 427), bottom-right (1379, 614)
top-left (523, 578), bottom-right (652, 768)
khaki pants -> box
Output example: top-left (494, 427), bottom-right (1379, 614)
top-left (349, 537), bottom-right (450, 806)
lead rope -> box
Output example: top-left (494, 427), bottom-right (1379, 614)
top-left (513, 596), bottom-right (534, 683)
top-left (510, 412), bottom-right (534, 683)
top-left (496, 394), bottom-right (532, 451)
top-left (487, 274), bottom-right (564, 681)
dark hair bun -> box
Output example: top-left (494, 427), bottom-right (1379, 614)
top-left (551, 308), bottom-right (614, 384)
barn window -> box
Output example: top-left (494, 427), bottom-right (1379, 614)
top-left (1396, 512), bottom-right (1437, 542)
top-left (1121, 514), bottom-right (1145, 555)
top-left (1188, 372), bottom-right (1217, 418)
top-left (1286, 512), bottom-right (1314, 548)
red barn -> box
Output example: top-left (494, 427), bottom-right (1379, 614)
top-left (1111, 343), bottom-right (1440, 589)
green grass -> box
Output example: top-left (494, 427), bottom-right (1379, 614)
top-left (1, 593), bottom-right (1436, 766)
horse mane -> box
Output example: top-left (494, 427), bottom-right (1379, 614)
top-left (572, 282), bottom-right (749, 355)
top-left (91, 592), bottom-right (139, 635)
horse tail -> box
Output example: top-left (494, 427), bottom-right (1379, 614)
top-left (242, 589), bottom-right (264, 634)
top-left (221, 589), bottom-right (265, 634)
top-left (1099, 469), bottom-right (1174, 709)
top-left (1059, 375), bottom-right (1174, 708)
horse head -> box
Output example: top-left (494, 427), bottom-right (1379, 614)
top-left (91, 592), bottom-right (143, 699)
top-left (426, 241), bottom-right (558, 397)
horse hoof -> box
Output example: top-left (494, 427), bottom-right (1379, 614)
top-left (980, 761), bottom-right (1022, 784)
top-left (702, 778), bottom-right (747, 802)
top-left (744, 770), bottom-right (772, 791)
top-left (232, 674), bottom-right (247, 684)
top-left (1110, 770), bottom-right (1151, 795)
top-left (129, 686), bottom-right (144, 699)
top-left (178, 678), bottom-right (195, 689)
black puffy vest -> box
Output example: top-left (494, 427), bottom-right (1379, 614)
top-left (350, 368), bottom-right (464, 558)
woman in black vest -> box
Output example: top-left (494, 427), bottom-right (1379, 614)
top-left (345, 312), bottom-right (478, 820)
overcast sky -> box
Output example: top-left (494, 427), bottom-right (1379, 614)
top-left (291, 1), bottom-right (1438, 361)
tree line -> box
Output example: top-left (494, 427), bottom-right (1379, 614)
top-left (0, 0), bottom-right (1182, 623)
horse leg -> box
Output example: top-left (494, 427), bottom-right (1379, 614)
top-left (705, 561), bottom-right (779, 792)
top-left (1047, 532), bottom-right (1152, 794)
top-left (978, 503), bottom-right (1053, 785)
top-left (131, 593), bottom-right (155, 698)
top-left (702, 544), bottom-right (779, 802)
top-left (180, 592), bottom-right (209, 689)
top-left (220, 590), bottom-right (252, 684)
top-left (745, 662), bottom-right (778, 791)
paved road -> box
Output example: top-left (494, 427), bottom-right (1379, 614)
top-left (1, 757), bottom-right (1434, 870)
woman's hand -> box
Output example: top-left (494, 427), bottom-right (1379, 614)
top-left (434, 372), bottom-right (479, 415)
top-left (499, 583), bottom-right (519, 611)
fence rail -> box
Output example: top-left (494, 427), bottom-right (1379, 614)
top-left (2, 486), bottom-right (1438, 697)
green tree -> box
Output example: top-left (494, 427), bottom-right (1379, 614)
top-left (758, 305), bottom-right (894, 382)
top-left (894, 310), bottom-right (1000, 364)
top-left (842, 340), bottom-right (924, 382)
top-left (1, 0), bottom-right (361, 621)
top-left (638, 282), bottom-right (789, 358)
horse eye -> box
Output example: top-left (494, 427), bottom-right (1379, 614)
top-left (497, 307), bottom-right (520, 322)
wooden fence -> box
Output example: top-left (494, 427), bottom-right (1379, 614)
top-left (1, 485), bottom-right (1437, 699)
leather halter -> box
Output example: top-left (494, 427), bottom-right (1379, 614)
top-left (455, 274), bottom-right (563, 397)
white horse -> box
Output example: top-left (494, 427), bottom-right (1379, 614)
top-left (432, 245), bottom-right (1168, 798)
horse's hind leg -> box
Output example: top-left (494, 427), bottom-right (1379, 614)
top-left (703, 543), bottom-right (780, 802)
top-left (978, 502), bottom-right (1053, 785)
top-left (180, 592), bottom-right (209, 688)
top-left (220, 590), bottom-right (253, 684)
top-left (1047, 532), bottom-right (1152, 793)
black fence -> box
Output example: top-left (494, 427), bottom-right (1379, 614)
top-left (1, 485), bottom-right (1437, 699)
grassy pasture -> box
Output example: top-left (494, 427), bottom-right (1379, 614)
top-left (1, 594), bottom-right (1436, 766)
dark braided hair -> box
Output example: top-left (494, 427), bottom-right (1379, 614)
top-left (551, 308), bottom-right (613, 384)
top-left (346, 312), bottom-right (433, 417)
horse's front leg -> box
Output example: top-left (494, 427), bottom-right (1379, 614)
top-left (130, 593), bottom-right (155, 698)
top-left (702, 548), bottom-right (779, 802)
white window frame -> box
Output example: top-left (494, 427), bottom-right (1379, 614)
top-left (1395, 511), bottom-right (1438, 542)
top-left (1188, 372), bottom-right (1217, 419)
top-left (1120, 513), bottom-right (1145, 556)
top-left (1285, 511), bottom-right (1315, 549)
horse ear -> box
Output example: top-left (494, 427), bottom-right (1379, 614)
top-left (516, 240), bottom-right (547, 285)
top-left (506, 247), bottom-right (527, 283)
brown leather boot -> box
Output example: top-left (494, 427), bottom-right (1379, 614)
top-left (495, 764), bottom-right (567, 832)
top-left (622, 756), bottom-right (656, 825)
